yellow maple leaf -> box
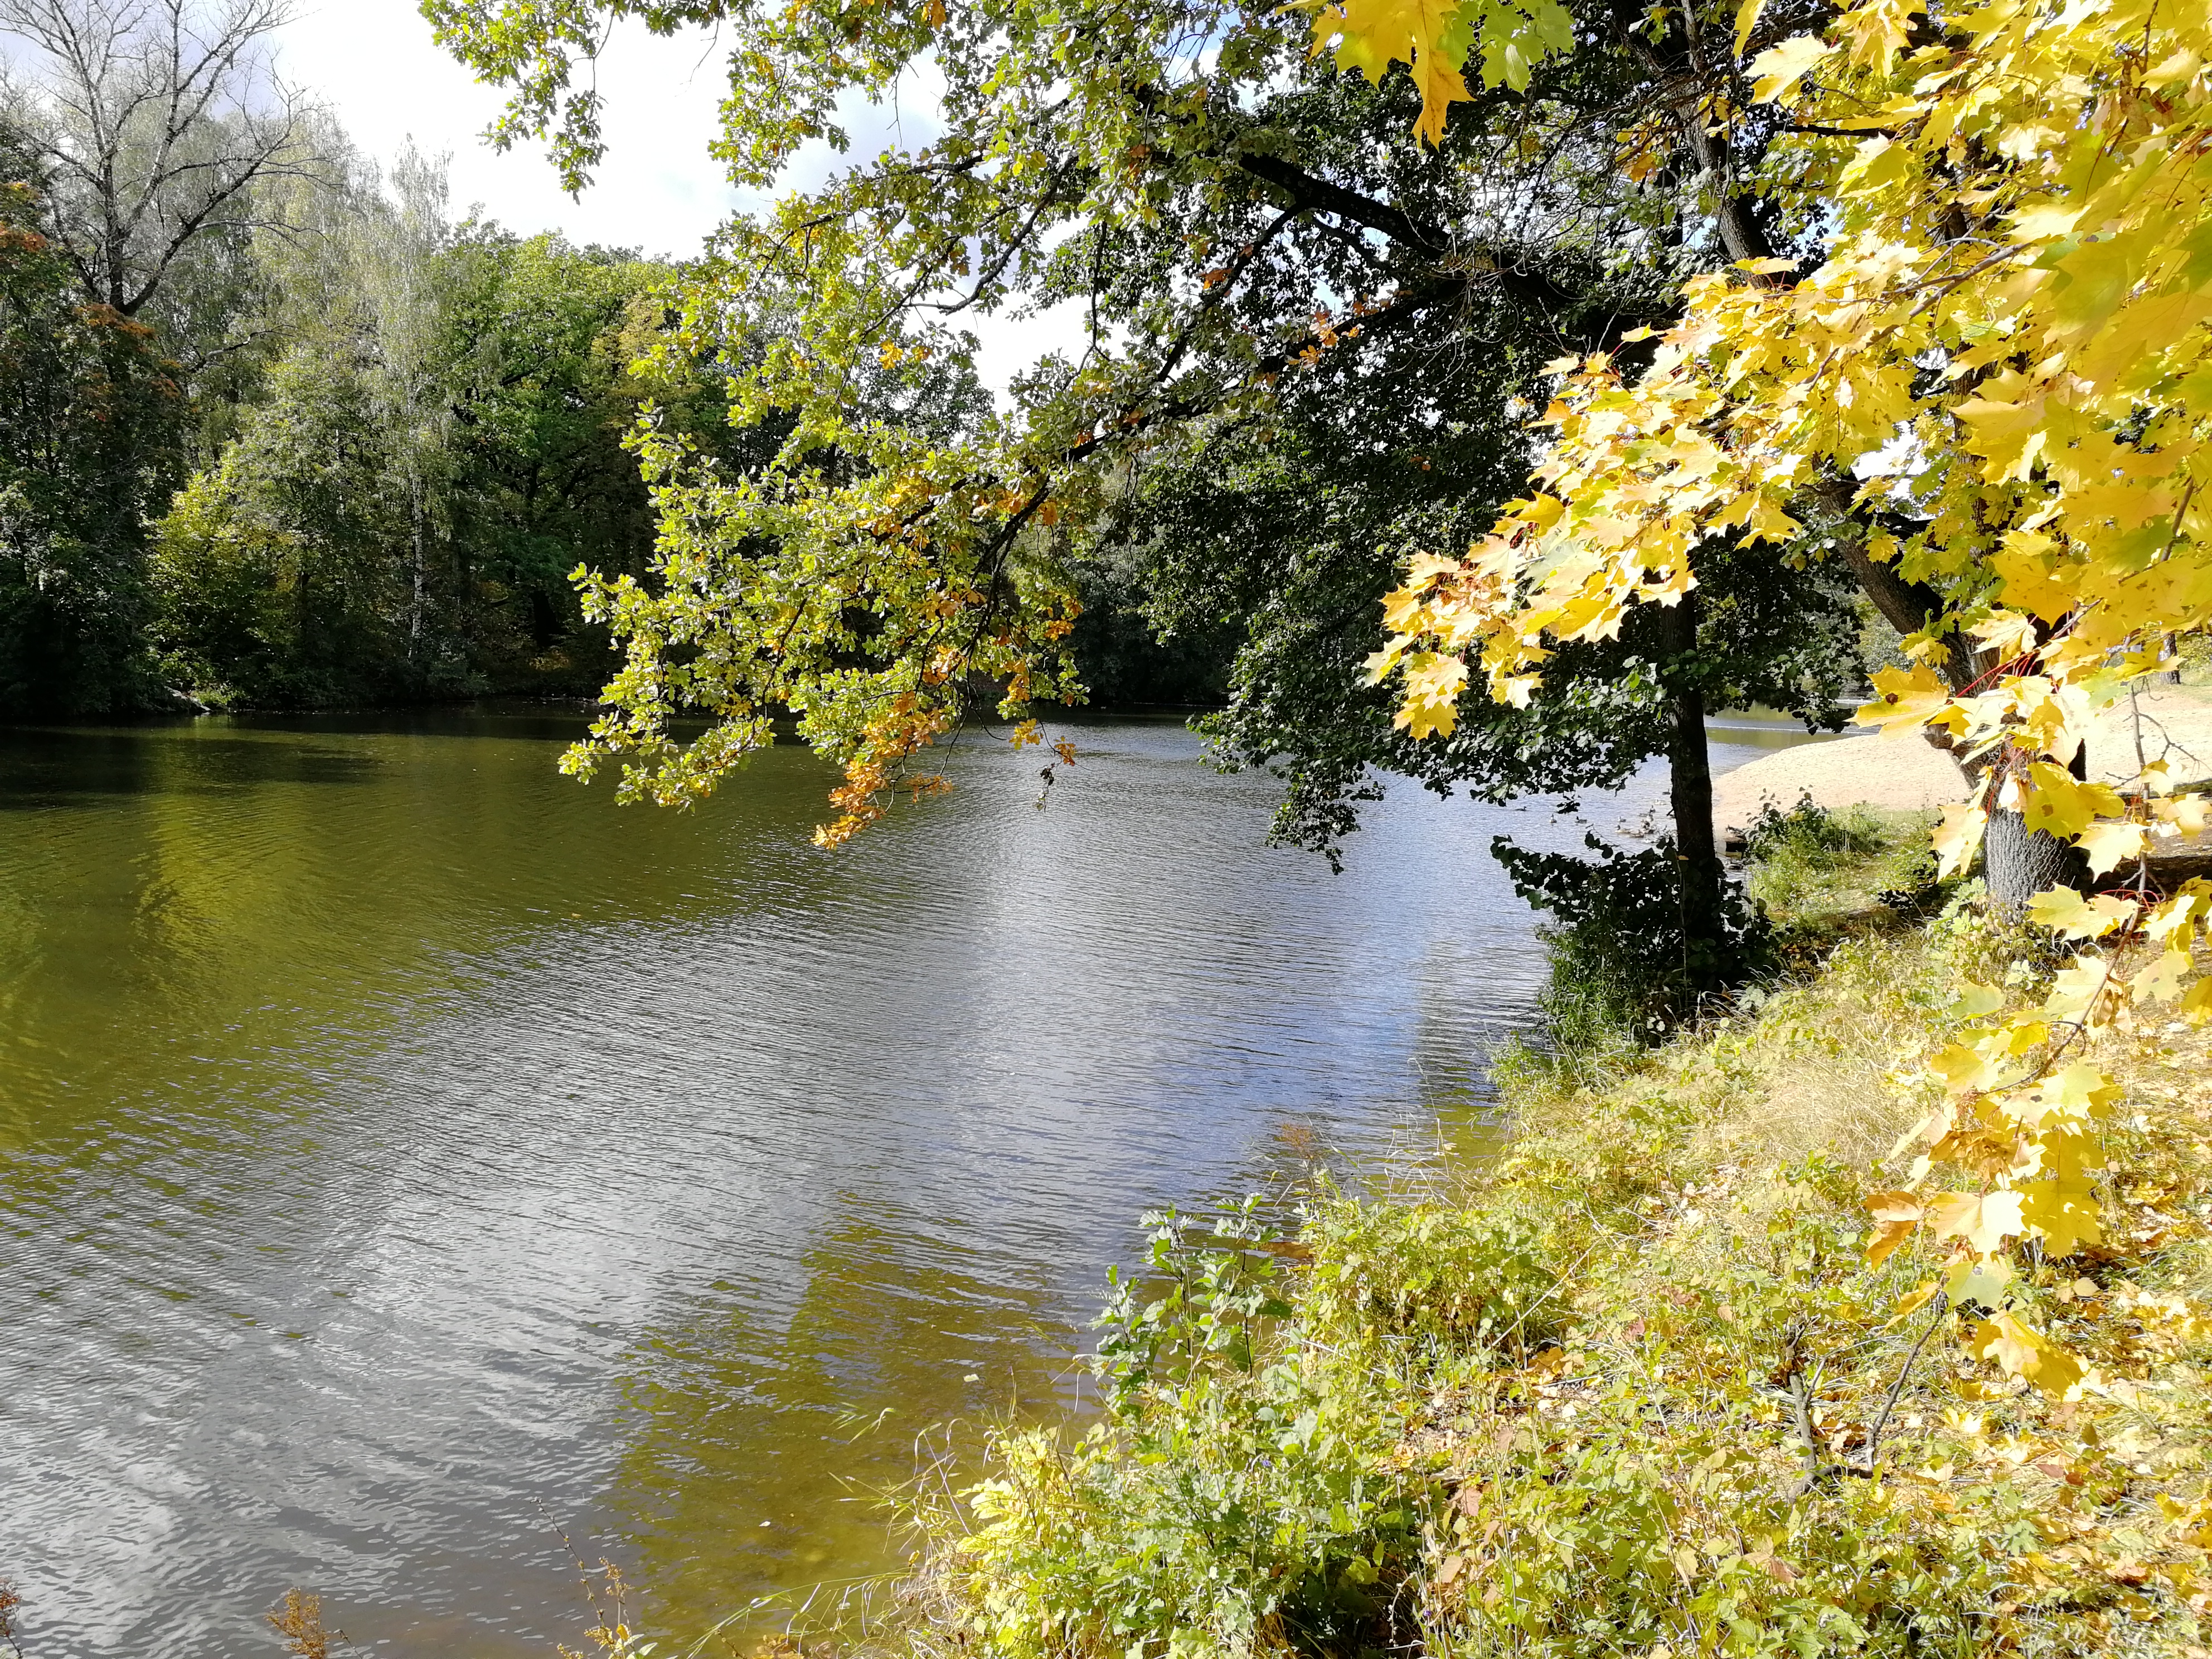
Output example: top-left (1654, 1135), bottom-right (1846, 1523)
top-left (2020, 763), bottom-right (2125, 841)
top-left (1929, 1041), bottom-right (2004, 1095)
top-left (1927, 1189), bottom-right (2025, 1255)
top-left (1394, 651), bottom-right (1468, 738)
top-left (2045, 955), bottom-right (2121, 1028)
top-left (1864, 1190), bottom-right (1923, 1264)
top-left (1734, 0), bottom-right (1764, 56)
top-left (2076, 819), bottom-right (2148, 877)
top-left (1860, 663), bottom-right (1954, 736)
top-left (1748, 33), bottom-right (1833, 102)
top-left (1932, 802), bottom-right (1987, 879)
top-left (2048, 234), bottom-right (2148, 338)
top-left (2024, 1063), bottom-right (2118, 1126)
top-left (1380, 584), bottom-right (1430, 634)
top-left (1313, 0), bottom-right (1470, 145)
top-left (2134, 948), bottom-right (2194, 1006)
top-left (1970, 1313), bottom-right (2086, 1397)
top-left (2025, 887), bottom-right (2133, 939)
top-left (2012, 1126), bottom-right (2106, 1255)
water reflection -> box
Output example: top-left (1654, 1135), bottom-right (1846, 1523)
top-left (0, 711), bottom-right (1776, 1656)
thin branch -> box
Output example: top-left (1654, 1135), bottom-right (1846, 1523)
top-left (1861, 1290), bottom-right (1948, 1476)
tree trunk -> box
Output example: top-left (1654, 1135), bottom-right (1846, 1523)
top-left (409, 472), bottom-right (426, 656)
top-left (1662, 593), bottom-right (1728, 996)
top-left (1975, 743), bottom-right (2091, 913)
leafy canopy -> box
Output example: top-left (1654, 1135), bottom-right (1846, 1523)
top-left (425, 0), bottom-right (1619, 842)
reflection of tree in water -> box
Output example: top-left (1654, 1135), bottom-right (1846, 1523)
top-left (606, 1195), bottom-right (1085, 1639)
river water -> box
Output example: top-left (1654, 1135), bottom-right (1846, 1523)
top-left (0, 711), bottom-right (1802, 1656)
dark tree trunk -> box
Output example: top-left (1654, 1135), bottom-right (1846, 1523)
top-left (1662, 592), bottom-right (1727, 993)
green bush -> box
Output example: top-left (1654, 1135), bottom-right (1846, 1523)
top-left (933, 1200), bottom-right (1441, 1659)
top-left (1493, 834), bottom-right (1772, 1051)
top-left (1301, 1200), bottom-right (1558, 1359)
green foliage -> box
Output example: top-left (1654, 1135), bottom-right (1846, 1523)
top-left (148, 216), bottom-right (692, 708)
top-left (1740, 797), bottom-right (1948, 935)
top-left (933, 1195), bottom-right (1561, 1659)
top-left (1495, 833), bottom-right (1773, 1045)
top-left (1094, 1200), bottom-right (1296, 1410)
top-left (0, 120), bottom-right (725, 719)
top-left (0, 172), bottom-right (182, 717)
top-left (152, 348), bottom-right (438, 706)
top-left (440, 231), bottom-right (720, 685)
top-left (420, 0), bottom-right (1776, 827)
top-left (1063, 539), bottom-right (1231, 710)
top-left (1298, 1199), bottom-right (1557, 1357)
top-left (1741, 795), bottom-right (1886, 868)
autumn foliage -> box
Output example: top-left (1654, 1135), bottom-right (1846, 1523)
top-left (1362, 0), bottom-right (2212, 1385)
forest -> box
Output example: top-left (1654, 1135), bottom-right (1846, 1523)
top-left (0, 0), bottom-right (765, 720)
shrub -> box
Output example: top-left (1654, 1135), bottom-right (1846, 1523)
top-left (1300, 1200), bottom-right (1557, 1359)
top-left (934, 1201), bottom-right (1440, 1659)
top-left (1493, 834), bottom-right (1771, 1050)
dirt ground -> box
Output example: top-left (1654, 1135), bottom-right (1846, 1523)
top-left (1712, 685), bottom-right (2212, 833)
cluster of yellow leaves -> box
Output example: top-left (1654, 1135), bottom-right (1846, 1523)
top-left (1304, 0), bottom-right (1574, 144)
top-left (1364, 0), bottom-right (2212, 1384)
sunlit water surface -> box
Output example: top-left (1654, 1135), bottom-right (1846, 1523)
top-left (0, 711), bottom-right (1788, 1656)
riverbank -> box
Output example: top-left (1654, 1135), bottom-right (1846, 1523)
top-left (867, 822), bottom-right (2212, 1659)
top-left (1713, 683), bottom-right (2212, 837)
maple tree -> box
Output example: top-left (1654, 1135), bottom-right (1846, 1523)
top-left (1364, 0), bottom-right (2212, 1382)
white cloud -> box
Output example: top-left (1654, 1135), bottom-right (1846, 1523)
top-left (274, 1), bottom-right (1088, 390)
top-left (278, 0), bottom-right (741, 258)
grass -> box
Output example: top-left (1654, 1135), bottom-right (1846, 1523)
top-left (1739, 797), bottom-right (1942, 948)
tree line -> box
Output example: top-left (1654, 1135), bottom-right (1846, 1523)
top-left (0, 0), bottom-right (753, 719)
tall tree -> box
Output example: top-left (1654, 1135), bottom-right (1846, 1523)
top-left (0, 0), bottom-right (324, 711)
top-left (1363, 0), bottom-right (2212, 1374)
top-left (0, 0), bottom-right (319, 326)
top-left (0, 161), bottom-right (180, 713)
top-left (147, 157), bottom-right (759, 706)
top-left (424, 0), bottom-right (1871, 1002)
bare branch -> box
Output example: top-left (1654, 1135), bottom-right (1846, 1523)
top-left (0, 0), bottom-right (326, 318)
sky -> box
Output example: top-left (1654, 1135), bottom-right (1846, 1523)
top-left (278, 1), bottom-right (743, 258)
top-left (273, 0), bottom-right (1083, 390)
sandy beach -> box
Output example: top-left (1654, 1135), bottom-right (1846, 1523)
top-left (1714, 685), bottom-right (2212, 835)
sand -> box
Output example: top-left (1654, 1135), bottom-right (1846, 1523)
top-left (1711, 685), bottom-right (2212, 835)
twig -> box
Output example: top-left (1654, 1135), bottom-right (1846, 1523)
top-left (1785, 1364), bottom-right (1831, 1498)
top-left (1861, 1290), bottom-right (1948, 1476)
top-left (1775, 1320), bottom-right (1834, 1497)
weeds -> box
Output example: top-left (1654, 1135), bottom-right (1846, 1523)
top-left (1740, 795), bottom-right (1946, 945)
top-left (266, 1589), bottom-right (345, 1657)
